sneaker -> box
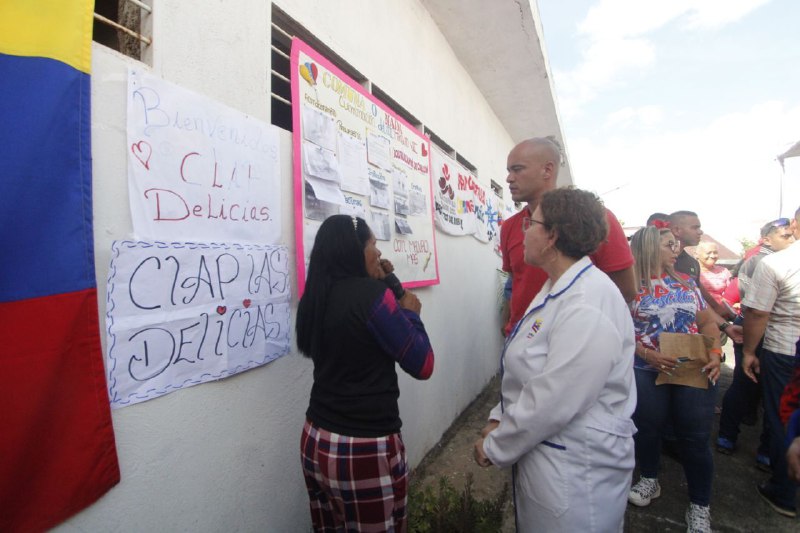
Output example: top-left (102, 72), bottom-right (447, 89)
top-left (628, 477), bottom-right (661, 507)
top-left (685, 503), bottom-right (711, 533)
top-left (715, 436), bottom-right (735, 455)
top-left (755, 453), bottom-right (771, 472)
top-left (756, 483), bottom-right (797, 518)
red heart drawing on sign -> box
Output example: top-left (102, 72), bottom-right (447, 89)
top-left (216, 305), bottom-right (227, 315)
top-left (421, 144), bottom-right (428, 157)
top-left (131, 140), bottom-right (152, 170)
top-left (243, 299), bottom-right (251, 308)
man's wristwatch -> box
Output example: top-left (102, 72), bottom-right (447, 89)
top-left (719, 321), bottom-right (731, 332)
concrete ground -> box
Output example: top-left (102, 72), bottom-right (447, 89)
top-left (410, 343), bottom-right (799, 532)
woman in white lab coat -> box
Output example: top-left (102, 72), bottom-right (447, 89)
top-left (474, 188), bottom-right (636, 532)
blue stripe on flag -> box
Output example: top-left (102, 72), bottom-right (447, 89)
top-left (0, 53), bottom-right (95, 302)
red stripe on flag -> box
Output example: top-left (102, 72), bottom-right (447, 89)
top-left (0, 288), bottom-right (120, 532)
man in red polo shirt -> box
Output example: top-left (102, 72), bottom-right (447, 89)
top-left (500, 137), bottom-right (636, 335)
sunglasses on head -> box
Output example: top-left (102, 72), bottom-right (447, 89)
top-left (762, 217), bottom-right (791, 237)
top-left (768, 217), bottom-right (790, 228)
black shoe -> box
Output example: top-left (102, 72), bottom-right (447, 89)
top-left (756, 483), bottom-right (797, 518)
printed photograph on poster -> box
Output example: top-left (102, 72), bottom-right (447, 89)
top-left (305, 175), bottom-right (346, 206)
top-left (340, 193), bottom-right (367, 219)
top-left (302, 103), bottom-right (337, 152)
top-left (368, 166), bottom-right (390, 187)
top-left (337, 132), bottom-right (369, 195)
top-left (366, 130), bottom-right (392, 171)
top-left (303, 140), bottom-right (340, 182)
top-left (409, 183), bottom-right (427, 216)
top-left (395, 217), bottom-right (413, 235)
top-left (304, 181), bottom-right (340, 221)
top-left (394, 194), bottom-right (409, 216)
top-left (371, 211), bottom-right (391, 241)
top-left (370, 181), bottom-right (390, 210)
top-left (393, 167), bottom-right (409, 197)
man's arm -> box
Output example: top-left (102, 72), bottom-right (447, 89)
top-left (605, 266), bottom-right (637, 303)
top-left (742, 307), bottom-right (771, 383)
top-left (697, 282), bottom-right (736, 320)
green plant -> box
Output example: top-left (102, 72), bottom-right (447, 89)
top-left (739, 237), bottom-right (756, 255)
top-left (408, 473), bottom-right (509, 533)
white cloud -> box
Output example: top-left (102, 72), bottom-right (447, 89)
top-left (579, 0), bottom-right (691, 38)
top-left (685, 0), bottom-right (772, 29)
top-left (554, 37), bottom-right (654, 119)
top-left (553, 0), bottom-right (772, 117)
top-left (570, 100), bottom-right (800, 250)
top-left (605, 105), bottom-right (664, 129)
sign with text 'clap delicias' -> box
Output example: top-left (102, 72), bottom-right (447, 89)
top-left (290, 38), bottom-right (439, 295)
top-left (106, 241), bottom-right (291, 408)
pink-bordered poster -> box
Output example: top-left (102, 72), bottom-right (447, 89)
top-left (291, 38), bottom-right (439, 296)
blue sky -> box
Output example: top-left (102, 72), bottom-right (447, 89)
top-left (537, 0), bottom-right (800, 250)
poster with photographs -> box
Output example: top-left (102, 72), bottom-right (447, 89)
top-left (291, 38), bottom-right (439, 294)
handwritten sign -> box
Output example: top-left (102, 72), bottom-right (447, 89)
top-left (127, 69), bottom-right (282, 244)
top-left (432, 147), bottom-right (476, 236)
top-left (106, 240), bottom-right (291, 408)
top-left (291, 39), bottom-right (439, 294)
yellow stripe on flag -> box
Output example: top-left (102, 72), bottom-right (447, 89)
top-left (0, 0), bottom-right (94, 74)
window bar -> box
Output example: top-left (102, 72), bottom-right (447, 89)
top-left (271, 93), bottom-right (291, 106)
top-left (271, 69), bottom-right (290, 84)
top-left (270, 44), bottom-right (289, 61)
top-left (126, 0), bottom-right (152, 14)
top-left (93, 12), bottom-right (152, 45)
top-left (271, 22), bottom-right (293, 41)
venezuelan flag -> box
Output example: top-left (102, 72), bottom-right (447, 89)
top-left (0, 2), bottom-right (120, 530)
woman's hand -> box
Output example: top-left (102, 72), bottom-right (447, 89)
top-left (481, 420), bottom-right (499, 438)
top-left (399, 291), bottom-right (421, 314)
top-left (380, 259), bottom-right (395, 275)
top-left (642, 347), bottom-right (679, 374)
top-left (473, 438), bottom-right (492, 467)
top-left (702, 354), bottom-right (722, 385)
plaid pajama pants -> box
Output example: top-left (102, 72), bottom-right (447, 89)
top-left (300, 419), bottom-right (408, 532)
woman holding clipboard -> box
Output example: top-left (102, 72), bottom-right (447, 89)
top-left (627, 224), bottom-right (722, 533)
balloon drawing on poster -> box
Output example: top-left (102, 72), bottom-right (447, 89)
top-left (300, 61), bottom-right (318, 87)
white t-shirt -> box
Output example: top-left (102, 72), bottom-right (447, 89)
top-left (742, 240), bottom-right (800, 355)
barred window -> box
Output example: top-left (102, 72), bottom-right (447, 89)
top-left (93, 0), bottom-right (151, 61)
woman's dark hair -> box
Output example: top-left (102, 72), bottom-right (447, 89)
top-left (540, 187), bottom-right (608, 259)
top-left (296, 215), bottom-right (372, 357)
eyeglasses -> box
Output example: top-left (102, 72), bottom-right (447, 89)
top-left (522, 217), bottom-right (547, 231)
top-left (663, 240), bottom-right (680, 252)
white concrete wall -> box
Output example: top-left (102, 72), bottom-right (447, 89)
top-left (57, 1), bottom-right (535, 530)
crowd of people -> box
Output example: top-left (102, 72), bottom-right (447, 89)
top-left (292, 136), bottom-right (800, 532)
top-left (482, 136), bottom-right (800, 532)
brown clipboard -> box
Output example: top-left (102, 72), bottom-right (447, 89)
top-left (655, 332), bottom-right (716, 389)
